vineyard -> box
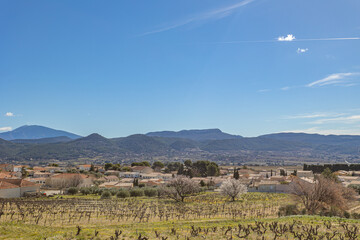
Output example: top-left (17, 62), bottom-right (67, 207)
top-left (0, 193), bottom-right (359, 239)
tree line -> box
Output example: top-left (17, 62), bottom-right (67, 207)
top-left (304, 164), bottom-right (360, 173)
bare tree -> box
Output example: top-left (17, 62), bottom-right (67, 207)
top-left (68, 174), bottom-right (83, 187)
top-left (46, 174), bottom-right (84, 192)
top-left (159, 176), bottom-right (200, 202)
top-left (220, 179), bottom-right (247, 201)
top-left (291, 175), bottom-right (356, 214)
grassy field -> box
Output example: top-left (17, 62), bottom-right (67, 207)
top-left (0, 193), bottom-right (359, 239)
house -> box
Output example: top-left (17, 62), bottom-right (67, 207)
top-left (0, 179), bottom-right (40, 198)
top-left (139, 179), bottom-right (164, 187)
top-left (297, 171), bottom-right (314, 178)
top-left (140, 173), bottom-right (168, 179)
top-left (33, 171), bottom-right (53, 178)
top-left (44, 166), bottom-right (62, 173)
top-left (25, 177), bottom-right (46, 186)
top-left (33, 167), bottom-right (47, 172)
top-left (78, 164), bottom-right (92, 171)
top-left (248, 180), bottom-right (291, 193)
top-left (13, 165), bottom-right (24, 172)
top-left (98, 175), bottom-right (119, 182)
top-left (0, 172), bottom-right (13, 179)
top-left (118, 178), bottom-right (135, 183)
top-left (270, 176), bottom-right (287, 182)
top-left (119, 172), bottom-right (140, 178)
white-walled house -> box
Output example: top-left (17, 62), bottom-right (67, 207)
top-left (0, 179), bottom-right (40, 198)
top-left (297, 171), bottom-right (314, 178)
top-left (119, 172), bottom-right (140, 178)
top-left (78, 165), bottom-right (92, 171)
top-left (13, 165), bottom-right (23, 172)
top-left (140, 173), bottom-right (173, 180)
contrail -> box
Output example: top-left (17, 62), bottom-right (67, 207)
top-left (296, 37), bottom-right (360, 41)
top-left (210, 37), bottom-right (360, 44)
top-left (139, 0), bottom-right (254, 36)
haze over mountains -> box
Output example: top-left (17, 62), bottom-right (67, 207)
top-left (0, 125), bottom-right (360, 164)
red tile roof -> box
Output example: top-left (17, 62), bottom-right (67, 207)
top-left (0, 178), bottom-right (39, 187)
top-left (0, 181), bottom-right (18, 189)
top-left (0, 172), bottom-right (12, 178)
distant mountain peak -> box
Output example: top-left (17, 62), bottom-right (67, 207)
top-left (0, 125), bottom-right (82, 141)
top-left (80, 133), bottom-right (107, 141)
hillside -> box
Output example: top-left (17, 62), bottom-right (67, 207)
top-left (111, 134), bottom-right (170, 154)
top-left (0, 125), bottom-right (82, 140)
top-left (11, 136), bottom-right (72, 144)
top-left (146, 128), bottom-right (242, 141)
top-left (200, 137), bottom-right (311, 152)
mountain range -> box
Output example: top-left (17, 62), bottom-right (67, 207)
top-left (146, 128), bottom-right (242, 141)
top-left (0, 125), bottom-right (360, 163)
top-left (0, 125), bottom-right (81, 141)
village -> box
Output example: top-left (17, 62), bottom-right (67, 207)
top-left (1, 161), bottom-right (360, 199)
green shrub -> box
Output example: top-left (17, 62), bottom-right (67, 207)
top-left (278, 204), bottom-right (299, 216)
top-left (101, 191), bottom-right (112, 199)
top-left (67, 187), bottom-right (78, 195)
top-left (320, 207), bottom-right (342, 217)
top-left (130, 188), bottom-right (144, 197)
top-left (80, 188), bottom-right (90, 195)
top-left (144, 188), bottom-right (157, 197)
top-left (109, 188), bottom-right (118, 196)
top-left (97, 188), bottom-right (104, 195)
top-left (90, 186), bottom-right (100, 194)
top-left (117, 190), bottom-right (130, 198)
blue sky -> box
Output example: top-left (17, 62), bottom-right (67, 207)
top-left (1, 0), bottom-right (360, 137)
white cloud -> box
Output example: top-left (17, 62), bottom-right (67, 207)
top-left (140, 0), bottom-right (254, 36)
top-left (5, 112), bottom-right (14, 117)
top-left (0, 127), bottom-right (12, 132)
top-left (307, 72), bottom-right (358, 87)
top-left (283, 127), bottom-right (360, 136)
top-left (283, 110), bottom-right (360, 135)
top-left (284, 112), bottom-right (341, 120)
top-left (281, 86), bottom-right (290, 91)
top-left (297, 48), bottom-right (308, 53)
top-left (310, 115), bottom-right (360, 125)
top-left (278, 34), bottom-right (296, 42)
